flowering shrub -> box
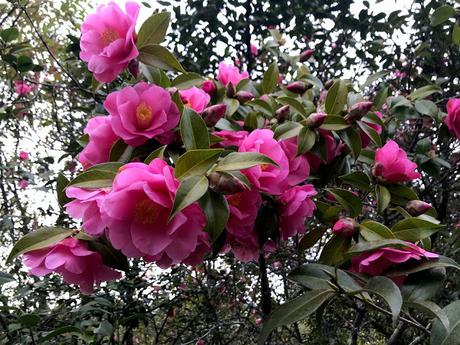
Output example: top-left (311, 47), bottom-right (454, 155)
top-left (3, 1), bottom-right (460, 344)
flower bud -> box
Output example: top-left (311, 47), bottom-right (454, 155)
top-left (275, 105), bottom-right (290, 123)
top-left (324, 80), bottom-right (334, 90)
top-left (236, 90), bottom-right (254, 104)
top-left (299, 49), bottom-right (314, 62)
top-left (332, 217), bottom-right (359, 238)
top-left (305, 112), bottom-right (327, 128)
top-left (286, 81), bottom-right (308, 94)
top-left (226, 82), bottom-right (237, 98)
top-left (371, 162), bottom-right (386, 183)
top-left (201, 104), bottom-right (227, 127)
top-left (345, 101), bottom-right (374, 122)
top-left (128, 59), bottom-right (140, 78)
top-left (202, 80), bottom-right (216, 95)
top-left (208, 172), bottom-right (247, 194)
top-left (405, 200), bottom-right (432, 216)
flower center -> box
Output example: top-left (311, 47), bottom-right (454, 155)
top-left (260, 164), bottom-right (270, 171)
top-left (136, 102), bottom-right (153, 129)
top-left (133, 199), bottom-right (159, 225)
top-left (101, 28), bottom-right (119, 46)
top-left (228, 193), bottom-right (242, 207)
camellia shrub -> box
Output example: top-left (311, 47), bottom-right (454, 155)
top-left (3, 1), bottom-right (460, 344)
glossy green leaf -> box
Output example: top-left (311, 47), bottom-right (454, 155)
top-left (277, 96), bottom-right (307, 116)
top-left (359, 220), bottom-right (395, 241)
top-left (339, 171), bottom-right (371, 191)
top-left (67, 169), bottom-right (116, 189)
top-left (297, 126), bottom-right (316, 155)
top-left (408, 84), bottom-right (442, 101)
top-left (325, 79), bottom-right (348, 115)
top-left (365, 276), bottom-right (402, 325)
top-left (171, 72), bottom-right (204, 89)
top-left (199, 190), bottom-right (229, 242)
top-left (326, 188), bottom-right (362, 217)
top-left (136, 11), bottom-right (170, 48)
top-left (430, 300), bottom-right (460, 345)
top-left (320, 115), bottom-right (350, 131)
top-left (357, 121), bottom-right (382, 147)
top-left (169, 176), bottom-right (209, 220)
top-left (139, 44), bottom-right (185, 72)
top-left (109, 139), bottom-right (134, 163)
top-left (339, 127), bottom-right (362, 158)
top-left (274, 121), bottom-right (302, 140)
top-left (56, 173), bottom-right (71, 207)
top-left (408, 300), bottom-right (449, 332)
top-left (180, 108), bottom-right (210, 150)
top-left (375, 184), bottom-right (391, 213)
top-left (144, 146), bottom-right (166, 163)
top-left (214, 152), bottom-right (277, 172)
top-left (430, 5), bottom-right (456, 27)
top-left (453, 23), bottom-right (460, 45)
top-left (392, 218), bottom-right (444, 242)
top-left (319, 235), bottom-right (351, 266)
top-left (175, 149), bottom-right (223, 180)
top-left (262, 62), bottom-right (279, 94)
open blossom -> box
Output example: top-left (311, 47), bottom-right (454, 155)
top-left (280, 137), bottom-right (310, 186)
top-left (19, 179), bottom-right (29, 189)
top-left (101, 159), bottom-right (209, 267)
top-left (65, 187), bottom-right (109, 236)
top-left (350, 243), bottom-right (438, 284)
top-left (78, 116), bottom-right (118, 169)
top-left (360, 111), bottom-right (383, 148)
top-left (372, 140), bottom-right (420, 183)
top-left (14, 80), bottom-right (34, 95)
top-left (179, 86), bottom-right (210, 112)
top-left (225, 189), bottom-right (262, 262)
top-left (217, 62), bottom-right (249, 86)
top-left (105, 82), bottom-right (180, 146)
top-left (214, 130), bottom-right (248, 147)
top-left (445, 98), bottom-right (460, 140)
top-left (238, 129), bottom-right (289, 195)
top-left (23, 237), bottom-right (121, 294)
top-left (19, 151), bottom-right (29, 161)
top-left (80, 2), bottom-right (139, 83)
top-left (278, 185), bottom-right (317, 240)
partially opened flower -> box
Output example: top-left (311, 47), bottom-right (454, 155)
top-left (101, 159), bottom-right (209, 266)
top-left (213, 130), bottom-right (248, 147)
top-left (445, 98), bottom-right (460, 140)
top-left (14, 80), bottom-right (34, 95)
top-left (23, 237), bottom-right (121, 294)
top-left (217, 62), bottom-right (249, 86)
top-left (80, 2), bottom-right (139, 83)
top-left (78, 116), bottom-right (119, 169)
top-left (19, 151), bottom-right (29, 161)
top-left (105, 82), bottom-right (180, 146)
top-left (179, 87), bottom-right (210, 112)
top-left (19, 179), bottom-right (29, 189)
top-left (372, 140), bottom-right (420, 183)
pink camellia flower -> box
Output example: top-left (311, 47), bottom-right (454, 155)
top-left (214, 130), bottom-right (248, 147)
top-left (19, 179), bottom-right (29, 189)
top-left (79, 2), bottom-right (139, 83)
top-left (238, 129), bottom-right (289, 195)
top-left (101, 159), bottom-right (209, 266)
top-left (19, 151), bottom-right (29, 161)
top-left (349, 242), bottom-right (438, 285)
top-left (105, 82), bottom-right (180, 146)
top-left (372, 140), bottom-right (420, 183)
top-left (280, 137), bottom-right (310, 186)
top-left (332, 217), bottom-right (358, 238)
top-left (250, 43), bottom-right (258, 57)
top-left (179, 86), bottom-right (210, 112)
top-left (14, 80), bottom-right (34, 95)
top-left (202, 80), bottom-right (217, 95)
top-left (78, 116), bottom-right (118, 169)
top-left (217, 62), bottom-right (249, 86)
top-left (278, 185), bottom-right (317, 240)
top-left (445, 98), bottom-right (460, 140)
top-left (23, 237), bottom-right (121, 294)
top-left (65, 187), bottom-right (109, 236)
top-left (225, 189), bottom-right (262, 262)
top-left (360, 111), bottom-right (383, 148)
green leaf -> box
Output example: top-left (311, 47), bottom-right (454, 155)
top-left (262, 62), bottom-right (279, 94)
top-left (86, 236), bottom-right (129, 271)
top-left (223, 97), bottom-right (239, 116)
top-left (453, 23), bottom-right (460, 45)
top-left (0, 28), bottom-right (19, 42)
top-left (214, 152), bottom-right (277, 172)
top-left (86, 162), bottom-right (124, 172)
top-left (339, 171), bottom-right (371, 192)
top-left (392, 218), bottom-right (444, 242)
top-left (303, 74), bottom-right (324, 89)
top-left (375, 184), bottom-right (391, 213)
top-left (347, 239), bottom-right (414, 256)
top-left (144, 146), bottom-right (166, 163)
top-left (274, 121), bottom-right (302, 140)
top-left (67, 169), bottom-right (116, 189)
top-left (362, 70), bottom-right (389, 88)
top-left (373, 86), bottom-right (389, 111)
top-left (408, 84), bottom-right (442, 101)
top-left (139, 44), bottom-right (185, 72)
top-left (415, 99), bottom-right (438, 117)
top-left (403, 269), bottom-right (446, 301)
top-left (430, 300), bottom-right (460, 345)
top-left (387, 256), bottom-right (460, 277)
top-left (7, 227), bottom-right (73, 264)
top-left (326, 188), bottom-right (362, 217)
top-left (430, 5), bottom-right (456, 27)
top-left (320, 115), bottom-right (350, 131)
top-left (109, 139), bottom-right (134, 163)
top-left (17, 55), bottom-right (33, 72)
top-left (357, 121), bottom-right (382, 147)
top-left (387, 185), bottom-right (419, 206)
top-left (319, 235), bottom-right (351, 266)
top-left (136, 11), bottom-right (170, 48)
top-left (171, 72), bottom-right (204, 90)
top-left (365, 276), bottom-right (402, 325)
top-left (199, 190), bottom-right (229, 242)
top-left (0, 272), bottom-right (15, 285)
top-left (297, 127), bottom-right (316, 155)
top-left (95, 320), bottom-right (113, 336)
top-left (246, 99), bottom-right (273, 116)
top-left (19, 314), bottom-right (40, 328)
top-left (175, 149), bottom-right (223, 180)
top-left (359, 220), bottom-right (395, 241)
top-left (180, 108), bottom-right (210, 150)
top-left (339, 127), bottom-right (362, 158)
top-left (325, 79), bottom-right (348, 115)
top-left (37, 326), bottom-right (91, 343)
top-left (277, 96), bottom-right (307, 116)
top-left (299, 227), bottom-right (327, 250)
top-left (57, 173), bottom-right (71, 207)
top-left (169, 176), bottom-right (209, 221)
top-left (408, 300), bottom-right (450, 332)
top-left (258, 289), bottom-right (335, 345)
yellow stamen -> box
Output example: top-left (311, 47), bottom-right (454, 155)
top-left (136, 102), bottom-right (153, 129)
top-left (101, 28), bottom-right (119, 45)
top-left (133, 199), bottom-right (158, 225)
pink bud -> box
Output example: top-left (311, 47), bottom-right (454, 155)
top-left (286, 81), bottom-right (308, 94)
top-left (201, 104), bottom-right (227, 127)
top-left (19, 179), bottom-right (29, 189)
top-left (299, 49), bottom-right (314, 62)
top-left (19, 151), bottom-right (29, 161)
top-left (202, 80), bottom-right (217, 95)
top-left (273, 261), bottom-right (281, 269)
top-left (275, 105), bottom-right (290, 123)
top-left (405, 200), bottom-right (432, 216)
top-left (128, 59), bottom-right (140, 78)
top-left (226, 82), bottom-right (237, 98)
top-left (346, 101), bottom-right (374, 122)
top-left (305, 112), bottom-right (327, 128)
top-left (332, 217), bottom-right (358, 238)
top-left (236, 90), bottom-right (254, 104)
top-left (208, 172), bottom-right (247, 194)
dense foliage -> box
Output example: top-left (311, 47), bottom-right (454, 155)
top-left (1, 0), bottom-right (460, 344)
